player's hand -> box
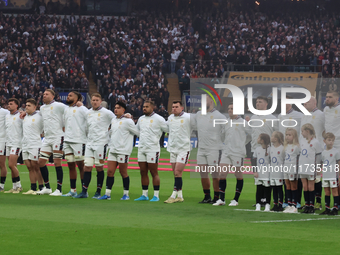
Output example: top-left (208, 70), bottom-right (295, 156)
top-left (253, 172), bottom-right (258, 178)
top-left (123, 113), bottom-right (133, 119)
top-left (19, 111), bottom-right (27, 119)
top-left (76, 101), bottom-right (83, 107)
top-left (245, 116), bottom-right (250, 122)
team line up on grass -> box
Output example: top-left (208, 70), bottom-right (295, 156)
top-left (1, 90), bottom-right (340, 216)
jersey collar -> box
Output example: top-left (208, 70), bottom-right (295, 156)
top-left (146, 111), bottom-right (155, 117)
top-left (119, 115), bottom-right (124, 119)
top-left (235, 115), bottom-right (241, 120)
top-left (46, 100), bottom-right (55, 105)
top-left (209, 108), bottom-right (216, 113)
top-left (10, 110), bottom-right (19, 115)
top-left (28, 111), bottom-right (38, 116)
top-left (287, 108), bottom-right (294, 115)
top-left (178, 111), bottom-right (184, 116)
top-left (311, 108), bottom-right (318, 113)
top-left (93, 106), bottom-right (102, 111)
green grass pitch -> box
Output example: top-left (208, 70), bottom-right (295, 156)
top-left (0, 148), bottom-right (339, 255)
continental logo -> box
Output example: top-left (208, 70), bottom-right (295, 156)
top-left (229, 74), bottom-right (316, 82)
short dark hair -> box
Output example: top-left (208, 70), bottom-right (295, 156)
top-left (327, 91), bottom-right (339, 98)
top-left (8, 98), bottom-right (19, 109)
top-left (26, 98), bottom-right (37, 106)
top-left (172, 100), bottom-right (182, 106)
top-left (70, 91), bottom-right (82, 102)
top-left (256, 96), bottom-right (268, 104)
top-left (144, 100), bottom-right (155, 106)
top-left (115, 101), bottom-right (126, 110)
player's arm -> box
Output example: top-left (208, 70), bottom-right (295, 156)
top-left (190, 113), bottom-right (197, 131)
top-left (253, 152), bottom-right (258, 177)
top-left (127, 119), bottom-right (140, 137)
top-left (160, 117), bottom-right (169, 133)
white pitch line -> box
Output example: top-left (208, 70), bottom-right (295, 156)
top-left (250, 218), bottom-right (340, 223)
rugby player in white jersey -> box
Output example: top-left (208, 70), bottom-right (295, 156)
top-left (323, 91), bottom-right (340, 198)
top-left (3, 98), bottom-right (23, 193)
top-left (0, 102), bottom-right (9, 192)
top-left (301, 96), bottom-right (325, 209)
top-left (245, 96), bottom-right (278, 206)
top-left (36, 89), bottom-right (67, 195)
top-left (74, 93), bottom-right (115, 199)
top-left (164, 101), bottom-right (191, 204)
top-left (22, 99), bottom-right (45, 195)
top-left (98, 101), bottom-right (139, 201)
top-left (62, 91), bottom-right (88, 197)
top-left (192, 96), bottom-right (225, 204)
top-left (135, 100), bottom-right (168, 202)
top-left (213, 103), bottom-right (248, 206)
top-left (278, 98), bottom-right (303, 135)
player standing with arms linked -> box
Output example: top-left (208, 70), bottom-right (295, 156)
top-left (0, 102), bottom-right (9, 192)
top-left (36, 89), bottom-right (67, 195)
top-left (164, 101), bottom-right (191, 203)
top-left (22, 99), bottom-right (44, 195)
top-left (99, 101), bottom-right (139, 200)
top-left (62, 91), bottom-right (88, 197)
top-left (75, 93), bottom-right (115, 198)
top-left (135, 100), bottom-right (168, 202)
top-left (3, 98), bottom-right (23, 193)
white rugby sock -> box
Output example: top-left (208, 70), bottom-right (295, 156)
top-left (171, 191), bottom-right (177, 199)
top-left (105, 189), bottom-right (112, 196)
top-left (123, 190), bottom-right (129, 196)
top-left (154, 190), bottom-right (159, 198)
top-left (177, 190), bottom-right (183, 198)
top-left (142, 190), bottom-right (148, 197)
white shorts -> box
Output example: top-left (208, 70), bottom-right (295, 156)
top-left (197, 149), bottom-right (221, 166)
top-left (255, 179), bottom-right (271, 187)
top-left (41, 136), bottom-right (64, 153)
top-left (322, 179), bottom-right (338, 188)
top-left (22, 148), bottom-right (40, 161)
top-left (85, 144), bottom-right (108, 160)
top-left (299, 174), bottom-right (315, 181)
top-left (6, 146), bottom-right (21, 157)
top-left (270, 178), bottom-right (283, 186)
top-left (107, 153), bottom-right (129, 163)
top-left (64, 142), bottom-right (86, 157)
top-left (0, 142), bottom-right (5, 156)
top-left (284, 173), bottom-right (298, 181)
top-left (138, 151), bottom-right (160, 164)
top-left (170, 151), bottom-right (190, 164)
top-left (220, 154), bottom-right (243, 167)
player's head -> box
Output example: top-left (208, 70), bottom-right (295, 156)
top-left (91, 93), bottom-right (102, 110)
top-left (325, 91), bottom-right (339, 107)
top-left (114, 101), bottom-right (126, 117)
top-left (66, 91), bottom-right (82, 106)
top-left (284, 128), bottom-right (299, 146)
top-left (271, 131), bottom-right (284, 145)
top-left (206, 95), bottom-right (215, 111)
top-left (172, 100), bottom-right (183, 116)
top-left (303, 96), bottom-right (317, 112)
top-left (323, 132), bottom-right (335, 149)
top-left (227, 103), bottom-right (236, 119)
top-left (25, 98), bottom-right (37, 115)
top-left (43, 89), bottom-right (55, 104)
top-left (255, 96), bottom-right (268, 111)
top-left (257, 133), bottom-right (270, 147)
top-left (143, 100), bottom-right (154, 115)
top-left (301, 123), bottom-right (316, 141)
top-left (8, 98), bottom-right (19, 112)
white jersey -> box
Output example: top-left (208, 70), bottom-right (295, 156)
top-left (167, 111), bottom-right (191, 154)
top-left (192, 109), bottom-right (225, 150)
top-left (87, 106), bottom-right (115, 146)
top-left (321, 148), bottom-right (340, 180)
top-left (22, 111), bottom-right (43, 150)
top-left (64, 105), bottom-right (88, 144)
top-left (253, 146), bottom-right (271, 180)
top-left (300, 108), bottom-right (325, 145)
top-left (223, 116), bottom-right (248, 157)
top-left (284, 144), bottom-right (300, 173)
top-left (136, 112), bottom-right (168, 153)
top-left (299, 138), bottom-right (322, 174)
top-left (40, 100), bottom-right (67, 139)
top-left (324, 103), bottom-right (340, 146)
top-left (247, 114), bottom-right (278, 152)
top-left (278, 108), bottom-right (303, 136)
top-left (0, 106), bottom-right (9, 142)
top-left (5, 111), bottom-right (23, 147)
top-left (269, 144), bottom-right (285, 179)
top-left (109, 116), bottom-right (139, 155)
